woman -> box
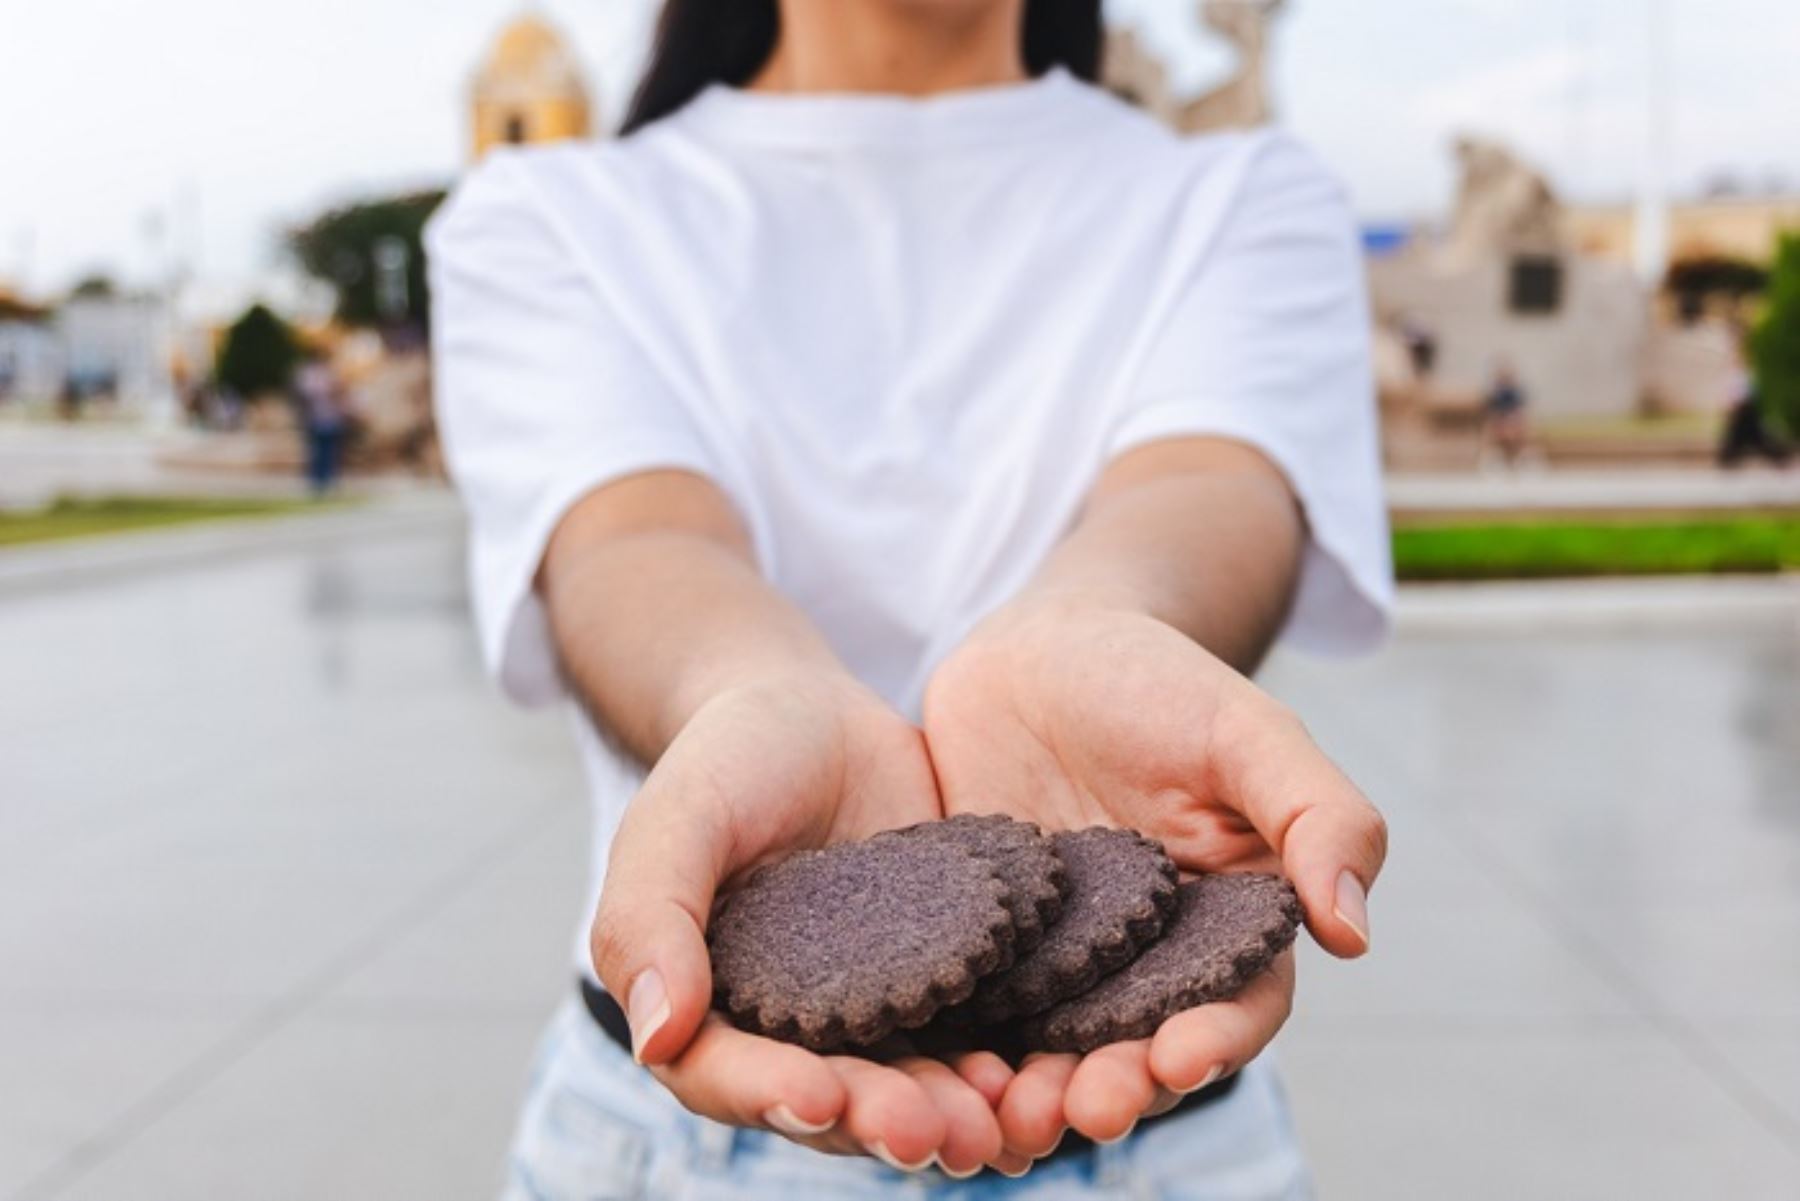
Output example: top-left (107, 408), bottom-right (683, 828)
top-left (429, 1), bottom-right (1391, 1196)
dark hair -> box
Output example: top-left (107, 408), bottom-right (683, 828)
top-left (619, 0), bottom-right (1103, 136)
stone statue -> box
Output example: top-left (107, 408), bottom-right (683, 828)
top-left (1436, 135), bottom-right (1565, 272)
top-left (1102, 0), bottom-right (1287, 134)
top-left (1102, 25), bottom-right (1176, 117)
top-left (1176, 0), bottom-right (1287, 133)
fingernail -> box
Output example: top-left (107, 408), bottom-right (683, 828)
top-left (1178, 1064), bottom-right (1224, 1096)
top-left (1096, 1126), bottom-right (1135, 1146)
top-left (934, 1155), bottom-right (980, 1180)
top-left (996, 1161), bottom-right (1030, 1179)
top-left (1333, 870), bottom-right (1371, 951)
top-left (763, 1104), bottom-right (834, 1137)
top-left (626, 968), bottom-right (671, 1063)
top-left (867, 1140), bottom-right (933, 1173)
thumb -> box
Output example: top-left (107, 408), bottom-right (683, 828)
top-left (590, 779), bottom-right (727, 1065)
top-left (1211, 694), bottom-right (1388, 959)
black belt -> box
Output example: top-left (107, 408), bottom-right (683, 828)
top-left (578, 979), bottom-right (1237, 1168)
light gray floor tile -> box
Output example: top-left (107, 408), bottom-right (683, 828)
top-left (0, 1012), bottom-right (225, 1201)
top-left (320, 803), bottom-right (592, 1016)
top-left (1294, 889), bottom-right (1634, 1026)
top-left (1707, 1033), bottom-right (1800, 1137)
top-left (43, 1011), bottom-right (548, 1201)
top-left (1279, 1027), bottom-right (1800, 1201)
top-left (1559, 898), bottom-right (1800, 1024)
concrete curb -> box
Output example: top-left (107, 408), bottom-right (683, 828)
top-left (1395, 575), bottom-right (1800, 634)
top-left (0, 495), bottom-right (462, 598)
top-left (1387, 468), bottom-right (1800, 516)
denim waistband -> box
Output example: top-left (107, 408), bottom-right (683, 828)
top-left (576, 977), bottom-right (1240, 1168)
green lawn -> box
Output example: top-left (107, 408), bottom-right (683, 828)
top-left (0, 495), bottom-right (334, 548)
top-left (1393, 514), bottom-right (1800, 580)
top-left (7, 496), bottom-right (1796, 581)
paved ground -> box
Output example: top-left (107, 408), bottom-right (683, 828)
top-left (2, 511), bottom-right (1797, 1200)
top-left (1387, 464), bottom-right (1800, 516)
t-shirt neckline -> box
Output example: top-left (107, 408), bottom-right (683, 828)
top-left (679, 67), bottom-right (1080, 150)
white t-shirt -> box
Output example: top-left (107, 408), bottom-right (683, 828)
top-left (427, 68), bottom-right (1392, 913)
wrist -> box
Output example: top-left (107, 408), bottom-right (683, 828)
top-left (996, 581), bottom-right (1158, 625)
top-left (963, 583), bottom-right (1164, 662)
top-left (659, 659), bottom-right (871, 753)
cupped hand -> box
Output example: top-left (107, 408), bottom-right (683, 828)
top-left (589, 671), bottom-right (1012, 1174)
top-left (922, 598), bottom-right (1387, 1157)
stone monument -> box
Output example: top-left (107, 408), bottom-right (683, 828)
top-left (1370, 135), bottom-right (1650, 456)
top-left (1104, 0), bottom-right (1287, 134)
top-left (1436, 136), bottom-right (1564, 273)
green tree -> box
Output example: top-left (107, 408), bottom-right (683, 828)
top-left (288, 190), bottom-right (446, 330)
top-left (1667, 255), bottom-right (1768, 323)
top-left (1750, 234), bottom-right (1800, 436)
top-left (215, 304), bottom-right (300, 398)
top-left (68, 273), bottom-right (120, 299)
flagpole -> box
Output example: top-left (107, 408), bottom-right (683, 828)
top-left (1633, 0), bottom-right (1672, 285)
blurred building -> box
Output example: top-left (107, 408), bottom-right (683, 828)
top-left (1567, 195), bottom-right (1800, 268)
top-left (0, 290), bottom-right (60, 404)
top-left (469, 12), bottom-right (593, 161)
top-left (56, 289), bottom-right (167, 411)
top-left (1368, 137), bottom-right (1648, 430)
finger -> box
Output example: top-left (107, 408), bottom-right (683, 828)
top-left (991, 1150), bottom-right (1034, 1178)
top-left (997, 1052), bottom-right (1078, 1158)
top-left (825, 1055), bottom-right (947, 1172)
top-left (589, 777), bottom-right (729, 1063)
top-left (894, 1058), bottom-right (1003, 1176)
top-left (648, 1017), bottom-right (845, 1136)
top-left (1149, 952), bottom-right (1296, 1092)
top-left (947, 1050), bottom-right (1015, 1109)
top-left (1213, 693), bottom-right (1388, 957)
top-left (1064, 1039), bottom-right (1157, 1144)
top-left (1143, 1086), bottom-right (1183, 1119)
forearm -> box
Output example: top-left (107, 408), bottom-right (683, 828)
top-left (541, 472), bottom-right (851, 762)
top-left (1019, 440), bottom-right (1304, 673)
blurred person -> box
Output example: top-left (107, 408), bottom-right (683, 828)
top-left (1399, 313), bottom-right (1437, 382)
top-left (430, 0), bottom-right (1391, 1197)
top-left (1481, 359), bottom-right (1529, 468)
top-left (1717, 362), bottom-right (1790, 469)
top-left (56, 373), bottom-right (82, 421)
top-left (293, 346), bottom-right (349, 496)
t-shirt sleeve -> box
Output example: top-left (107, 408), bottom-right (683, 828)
top-left (427, 151), bottom-right (725, 706)
top-left (1110, 133), bottom-right (1393, 655)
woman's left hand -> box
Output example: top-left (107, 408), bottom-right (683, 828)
top-left (921, 596), bottom-right (1387, 1163)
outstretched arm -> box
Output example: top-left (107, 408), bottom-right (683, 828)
top-left (541, 470), bottom-right (1013, 1173)
top-left (1020, 436), bottom-right (1305, 673)
top-left (541, 469), bottom-right (843, 763)
top-left (925, 435), bottom-right (1387, 1157)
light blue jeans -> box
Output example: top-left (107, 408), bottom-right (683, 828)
top-left (501, 1001), bottom-right (1313, 1201)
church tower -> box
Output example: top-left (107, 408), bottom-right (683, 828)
top-left (469, 11), bottom-right (594, 162)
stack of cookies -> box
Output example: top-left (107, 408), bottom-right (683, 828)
top-left (706, 815), bottom-right (1302, 1055)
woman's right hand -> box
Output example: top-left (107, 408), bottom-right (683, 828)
top-left (588, 670), bottom-right (1014, 1176)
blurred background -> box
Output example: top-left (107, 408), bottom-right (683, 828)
top-left (1, 2), bottom-right (1796, 1199)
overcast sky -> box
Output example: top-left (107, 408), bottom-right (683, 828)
top-left (2, 0), bottom-right (1796, 307)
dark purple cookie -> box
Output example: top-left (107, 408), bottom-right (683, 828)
top-left (1019, 873), bottom-right (1302, 1053)
top-left (970, 827), bottom-right (1177, 1024)
top-left (707, 831), bottom-right (1015, 1051)
top-left (893, 814), bottom-right (1068, 963)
